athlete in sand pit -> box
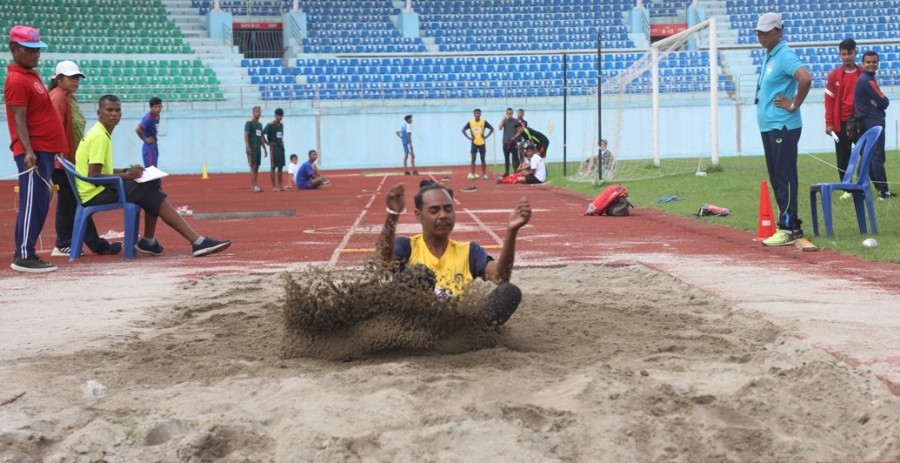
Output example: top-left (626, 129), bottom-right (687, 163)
top-left (377, 180), bottom-right (531, 325)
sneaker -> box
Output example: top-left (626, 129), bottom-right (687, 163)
top-left (484, 282), bottom-right (522, 326)
top-left (878, 191), bottom-right (897, 200)
top-left (135, 238), bottom-right (164, 256)
top-left (11, 256), bottom-right (57, 273)
top-left (404, 171), bottom-right (411, 176)
top-left (51, 246), bottom-right (84, 257)
top-left (192, 237), bottom-right (232, 257)
top-left (467, 173), bottom-right (477, 180)
top-left (250, 186), bottom-right (263, 193)
top-left (95, 241), bottom-right (123, 255)
top-left (412, 170), bottom-right (419, 175)
top-left (839, 192), bottom-right (852, 200)
top-left (482, 174), bottom-right (490, 180)
top-left (762, 229), bottom-right (803, 247)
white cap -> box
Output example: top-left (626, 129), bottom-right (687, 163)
top-left (754, 12), bottom-right (783, 33)
top-left (55, 60), bottom-right (85, 78)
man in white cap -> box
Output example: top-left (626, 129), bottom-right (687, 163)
top-left (5, 25), bottom-right (68, 272)
top-left (753, 13), bottom-right (812, 246)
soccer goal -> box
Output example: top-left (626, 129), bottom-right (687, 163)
top-left (573, 17), bottom-right (724, 184)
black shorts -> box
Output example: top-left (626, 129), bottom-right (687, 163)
top-left (470, 143), bottom-right (486, 157)
top-left (85, 179), bottom-right (167, 216)
top-left (524, 174), bottom-right (542, 184)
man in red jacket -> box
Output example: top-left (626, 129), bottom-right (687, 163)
top-left (824, 38), bottom-right (861, 180)
top-left (5, 25), bottom-right (67, 272)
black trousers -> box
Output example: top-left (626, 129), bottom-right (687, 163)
top-left (52, 168), bottom-right (104, 251)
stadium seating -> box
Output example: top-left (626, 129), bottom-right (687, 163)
top-left (0, 0), bottom-right (225, 102)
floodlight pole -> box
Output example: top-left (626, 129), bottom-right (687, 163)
top-left (563, 52), bottom-right (568, 177)
top-left (597, 30), bottom-right (602, 182)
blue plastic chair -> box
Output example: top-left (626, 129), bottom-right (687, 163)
top-left (809, 125), bottom-right (882, 237)
top-left (57, 156), bottom-right (140, 261)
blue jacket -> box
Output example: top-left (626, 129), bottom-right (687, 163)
top-left (854, 71), bottom-right (889, 128)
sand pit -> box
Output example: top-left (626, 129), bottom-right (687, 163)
top-left (1, 264), bottom-right (899, 462)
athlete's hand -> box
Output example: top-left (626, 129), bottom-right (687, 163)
top-left (507, 197), bottom-right (531, 231)
top-left (386, 184), bottom-right (405, 213)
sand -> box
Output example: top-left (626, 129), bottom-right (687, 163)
top-left (2, 263), bottom-right (900, 462)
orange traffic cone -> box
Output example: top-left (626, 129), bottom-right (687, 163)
top-left (754, 180), bottom-right (776, 241)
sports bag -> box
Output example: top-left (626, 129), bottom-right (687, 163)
top-left (606, 196), bottom-right (634, 216)
top-left (586, 183), bottom-right (632, 216)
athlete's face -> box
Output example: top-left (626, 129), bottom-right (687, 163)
top-left (473, 110), bottom-right (481, 121)
top-left (416, 189), bottom-right (455, 239)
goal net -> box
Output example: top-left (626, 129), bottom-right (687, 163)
top-left (571, 18), bottom-right (723, 184)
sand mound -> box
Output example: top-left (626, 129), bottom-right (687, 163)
top-left (281, 264), bottom-right (501, 360)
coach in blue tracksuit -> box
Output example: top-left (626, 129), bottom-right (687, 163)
top-left (754, 12), bottom-right (812, 247)
top-left (854, 51), bottom-right (894, 199)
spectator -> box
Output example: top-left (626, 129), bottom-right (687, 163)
top-left (296, 149), bottom-right (329, 190)
top-left (824, 38), bottom-right (861, 180)
top-left (48, 60), bottom-right (121, 257)
top-left (396, 114), bottom-right (417, 175)
top-left (753, 12), bottom-right (812, 246)
top-left (461, 108), bottom-right (494, 180)
top-left (244, 105), bottom-right (268, 193)
top-left (286, 153), bottom-right (299, 190)
top-left (581, 138), bottom-right (613, 176)
top-left (498, 107), bottom-right (521, 177)
top-left (854, 51), bottom-right (894, 199)
top-left (497, 142), bottom-right (547, 185)
top-left (5, 25), bottom-right (67, 272)
top-left (135, 97), bottom-right (162, 167)
top-left (264, 108), bottom-right (286, 191)
top-left (76, 95), bottom-right (231, 257)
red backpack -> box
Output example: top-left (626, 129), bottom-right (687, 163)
top-left (585, 184), bottom-right (632, 216)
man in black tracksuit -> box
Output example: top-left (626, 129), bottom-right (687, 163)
top-left (854, 51), bottom-right (894, 198)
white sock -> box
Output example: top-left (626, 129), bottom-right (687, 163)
top-left (193, 236), bottom-right (205, 246)
top-left (143, 237), bottom-right (156, 245)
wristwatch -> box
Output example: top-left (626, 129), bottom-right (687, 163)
top-left (790, 102), bottom-right (796, 111)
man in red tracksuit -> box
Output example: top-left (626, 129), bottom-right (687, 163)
top-left (824, 38), bottom-right (861, 180)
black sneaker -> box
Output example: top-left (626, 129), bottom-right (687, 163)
top-left (11, 256), bottom-right (57, 273)
top-left (484, 282), bottom-right (522, 326)
top-left (878, 191), bottom-right (897, 200)
top-left (135, 238), bottom-right (164, 256)
top-left (192, 237), bottom-right (231, 257)
top-left (95, 241), bottom-right (123, 255)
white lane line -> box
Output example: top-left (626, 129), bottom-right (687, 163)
top-left (328, 175), bottom-right (388, 268)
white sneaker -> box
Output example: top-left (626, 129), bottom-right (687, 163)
top-left (839, 192), bottom-right (852, 200)
top-left (51, 246), bottom-right (84, 257)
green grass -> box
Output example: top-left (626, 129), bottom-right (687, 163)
top-left (537, 152), bottom-right (900, 263)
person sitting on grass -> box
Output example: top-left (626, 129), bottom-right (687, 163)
top-left (295, 149), bottom-right (329, 190)
top-left (497, 142), bottom-right (547, 185)
top-left (75, 94), bottom-right (231, 257)
top-left (376, 180), bottom-right (532, 325)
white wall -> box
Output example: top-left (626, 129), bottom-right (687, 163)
top-left (3, 90), bottom-right (900, 179)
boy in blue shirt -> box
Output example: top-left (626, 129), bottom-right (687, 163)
top-left (135, 97), bottom-right (162, 167)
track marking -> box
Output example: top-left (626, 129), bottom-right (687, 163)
top-left (328, 175), bottom-right (388, 268)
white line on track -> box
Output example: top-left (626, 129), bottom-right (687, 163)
top-left (328, 175), bottom-right (388, 268)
